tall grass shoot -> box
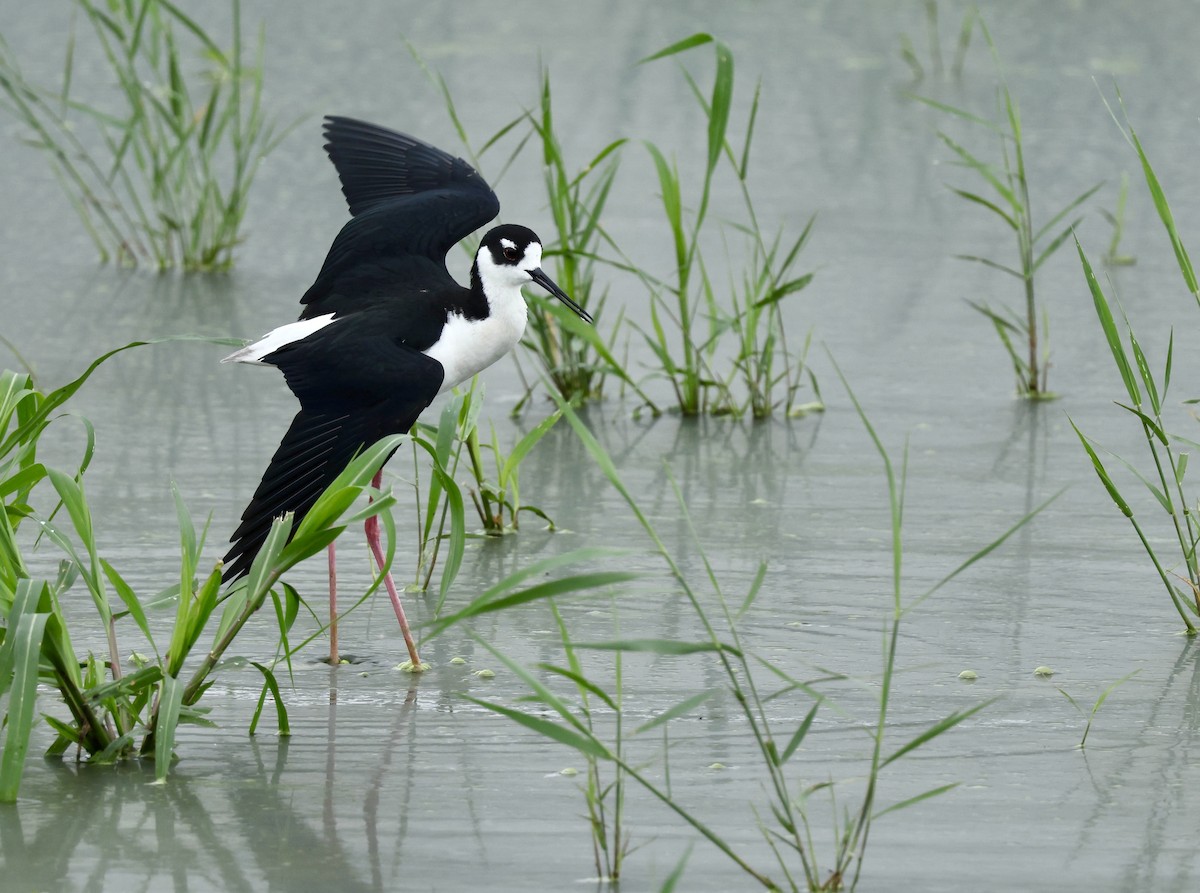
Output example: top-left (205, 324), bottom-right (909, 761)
top-left (914, 22), bottom-right (1100, 397)
top-left (0, 0), bottom-right (285, 271)
top-left (630, 33), bottom-right (820, 417)
top-left (1073, 101), bottom-right (1200, 634)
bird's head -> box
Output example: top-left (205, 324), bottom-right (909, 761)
top-left (475, 224), bottom-right (593, 323)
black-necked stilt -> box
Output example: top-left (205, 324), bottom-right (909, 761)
top-left (222, 116), bottom-right (591, 668)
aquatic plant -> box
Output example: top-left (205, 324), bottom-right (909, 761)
top-left (914, 22), bottom-right (1100, 398)
top-left (898, 1), bottom-right (977, 82)
top-left (1073, 100), bottom-right (1200, 635)
top-left (446, 379), bottom-right (1044, 891)
top-left (1057, 670), bottom-right (1139, 749)
top-left (1101, 173), bottom-right (1137, 267)
top-left (519, 70), bottom-right (632, 405)
top-left (405, 379), bottom-right (559, 600)
top-left (0, 0), bottom-right (285, 271)
top-left (628, 33), bottom-right (820, 418)
top-left (0, 344), bottom-right (406, 797)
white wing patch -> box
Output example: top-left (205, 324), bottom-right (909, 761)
top-left (222, 313), bottom-right (339, 364)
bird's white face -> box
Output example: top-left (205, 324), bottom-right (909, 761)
top-left (476, 237), bottom-right (542, 294)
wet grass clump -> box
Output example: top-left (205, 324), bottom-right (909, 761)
top-left (1074, 96), bottom-right (1200, 635)
top-left (0, 344), bottom-right (409, 798)
top-left (630, 34), bottom-right (820, 418)
top-left (915, 22), bottom-right (1100, 398)
top-left (0, 0), bottom-right (285, 271)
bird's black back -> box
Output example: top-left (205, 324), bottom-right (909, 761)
top-left (301, 117), bottom-right (499, 320)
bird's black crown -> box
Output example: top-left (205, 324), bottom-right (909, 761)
top-left (480, 224), bottom-right (542, 266)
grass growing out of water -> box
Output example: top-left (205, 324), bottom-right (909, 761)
top-left (0, 0), bottom-right (284, 271)
top-left (898, 1), bottom-right (977, 83)
top-left (631, 34), bottom-right (820, 418)
top-left (1073, 102), bottom-right (1200, 635)
top-left (404, 379), bottom-right (559, 601)
top-left (520, 71), bottom-right (632, 406)
top-left (0, 344), bottom-right (413, 798)
top-left (442, 381), bottom-right (1042, 890)
top-left (915, 23), bottom-right (1100, 398)
top-left (1057, 670), bottom-right (1139, 749)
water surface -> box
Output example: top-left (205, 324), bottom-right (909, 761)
top-left (3, 1), bottom-right (1200, 890)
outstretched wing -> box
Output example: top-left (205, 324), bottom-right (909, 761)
top-left (222, 317), bottom-right (443, 580)
top-left (322, 116), bottom-right (497, 225)
top-left (300, 118), bottom-right (499, 319)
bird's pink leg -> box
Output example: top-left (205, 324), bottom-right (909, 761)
top-left (365, 470), bottom-right (423, 668)
top-left (327, 540), bottom-right (339, 664)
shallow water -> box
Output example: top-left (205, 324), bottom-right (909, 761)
top-left (3, 1), bottom-right (1200, 890)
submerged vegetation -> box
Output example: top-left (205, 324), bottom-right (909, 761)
top-left (1073, 100), bottom-right (1200, 636)
top-left (0, 0), bottom-right (284, 271)
top-left (915, 22), bottom-right (1100, 398)
top-left (0, 346), bottom-right (415, 796)
top-left (632, 34), bottom-right (820, 418)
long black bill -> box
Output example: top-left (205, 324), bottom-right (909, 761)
top-left (529, 267), bottom-right (593, 324)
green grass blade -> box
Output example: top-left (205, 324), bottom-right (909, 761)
top-left (872, 783), bottom-right (959, 820)
top-left (1070, 421), bottom-right (1132, 517)
top-left (779, 701), bottom-right (821, 764)
top-left (910, 93), bottom-right (999, 131)
top-left (461, 695), bottom-right (609, 758)
top-left (1076, 239), bottom-right (1141, 405)
top-left (100, 558), bottom-right (156, 656)
top-left (152, 674), bottom-right (184, 782)
top-left (1032, 183), bottom-right (1103, 245)
top-left (247, 661), bottom-right (290, 737)
top-left (1127, 127), bottom-right (1197, 299)
top-left (427, 570), bottom-right (638, 638)
top-left (537, 663), bottom-right (618, 712)
top-left (0, 607), bottom-right (49, 801)
top-left (634, 688), bottom-right (718, 736)
top-left (948, 187), bottom-right (1018, 230)
top-left (881, 699), bottom-right (994, 768)
top-left (638, 33), bottom-right (713, 64)
top-left (576, 638), bottom-right (739, 657)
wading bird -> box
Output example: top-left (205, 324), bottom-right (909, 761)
top-left (222, 116), bottom-right (591, 668)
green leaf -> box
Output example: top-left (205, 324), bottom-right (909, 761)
top-left (1077, 239), bottom-right (1141, 405)
top-left (635, 688), bottom-right (718, 735)
top-left (0, 608), bottom-right (49, 801)
top-left (779, 701), bottom-right (821, 764)
top-left (873, 783), bottom-right (960, 820)
top-left (536, 663), bottom-right (618, 712)
top-left (948, 187), bottom-right (1018, 230)
top-left (427, 569), bottom-right (638, 638)
top-left (638, 33), bottom-right (714, 64)
top-left (248, 662), bottom-right (290, 737)
top-left (576, 638), bottom-right (740, 657)
top-left (881, 698), bottom-right (994, 767)
top-left (460, 695), bottom-right (609, 759)
top-left (153, 675), bottom-right (185, 783)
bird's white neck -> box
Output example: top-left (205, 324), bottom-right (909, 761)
top-left (424, 247), bottom-right (533, 392)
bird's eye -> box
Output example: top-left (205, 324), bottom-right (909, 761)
top-left (503, 246), bottom-right (520, 261)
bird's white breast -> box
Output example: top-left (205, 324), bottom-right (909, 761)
top-left (425, 290), bottom-right (527, 393)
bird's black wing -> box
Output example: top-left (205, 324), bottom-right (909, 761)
top-left (222, 318), bottom-right (444, 580)
top-left (299, 117), bottom-right (500, 317)
top-left (321, 116), bottom-right (498, 257)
